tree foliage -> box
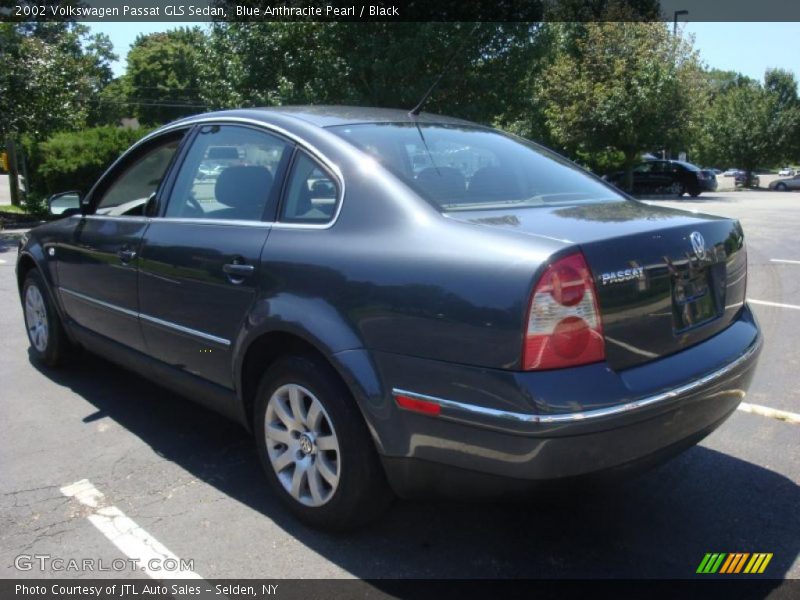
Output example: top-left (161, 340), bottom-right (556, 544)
top-left (0, 22), bottom-right (115, 141)
top-left (537, 22), bottom-right (707, 187)
top-left (123, 28), bottom-right (207, 125)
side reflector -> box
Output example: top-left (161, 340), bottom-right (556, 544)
top-left (394, 393), bottom-right (441, 416)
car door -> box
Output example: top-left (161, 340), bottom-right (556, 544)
top-left (137, 123), bottom-right (292, 388)
top-left (56, 129), bottom-right (188, 352)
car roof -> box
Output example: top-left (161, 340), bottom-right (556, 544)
top-left (176, 105), bottom-right (477, 129)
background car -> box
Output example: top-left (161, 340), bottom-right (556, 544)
top-left (778, 167), bottom-right (796, 176)
top-left (769, 174), bottom-right (800, 191)
top-left (699, 169), bottom-right (718, 191)
top-left (605, 159), bottom-right (710, 197)
top-left (734, 171), bottom-right (760, 187)
top-left (17, 107), bottom-right (761, 530)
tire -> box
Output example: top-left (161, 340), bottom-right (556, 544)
top-left (776, 182), bottom-right (788, 191)
top-left (22, 270), bottom-right (71, 367)
top-left (689, 187), bottom-right (701, 198)
top-left (254, 354), bottom-right (393, 531)
top-left (668, 182), bottom-right (684, 197)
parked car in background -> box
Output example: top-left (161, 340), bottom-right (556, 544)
top-left (18, 107), bottom-right (761, 530)
top-left (778, 167), bottom-right (796, 176)
top-left (769, 174), bottom-right (800, 191)
top-left (605, 159), bottom-right (711, 197)
top-left (734, 171), bottom-right (760, 187)
top-left (722, 168), bottom-right (740, 177)
top-left (699, 169), bottom-right (718, 192)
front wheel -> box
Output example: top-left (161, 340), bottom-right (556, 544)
top-left (776, 182), bottom-right (788, 191)
top-left (668, 182), bottom-right (684, 197)
top-left (254, 355), bottom-right (393, 530)
top-left (22, 270), bottom-right (71, 366)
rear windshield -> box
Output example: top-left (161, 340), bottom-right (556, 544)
top-left (328, 123), bottom-right (623, 211)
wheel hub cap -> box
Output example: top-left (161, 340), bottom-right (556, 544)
top-left (264, 383), bottom-right (341, 507)
top-left (24, 285), bottom-right (49, 353)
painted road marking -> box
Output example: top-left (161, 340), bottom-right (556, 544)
top-left (60, 479), bottom-right (203, 579)
top-left (737, 402), bottom-right (800, 424)
top-left (770, 259), bottom-right (800, 265)
top-left (748, 299), bottom-right (800, 311)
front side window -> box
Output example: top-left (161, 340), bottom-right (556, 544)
top-left (165, 125), bottom-right (290, 221)
top-left (279, 151), bottom-right (339, 224)
top-left (95, 134), bottom-right (182, 217)
top-left (329, 123), bottom-right (623, 211)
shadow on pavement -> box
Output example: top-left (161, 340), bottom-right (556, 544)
top-left (30, 352), bottom-right (799, 582)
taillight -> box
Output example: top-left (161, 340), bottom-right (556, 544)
top-left (523, 252), bottom-right (605, 370)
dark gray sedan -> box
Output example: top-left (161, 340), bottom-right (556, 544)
top-left (17, 107), bottom-right (761, 530)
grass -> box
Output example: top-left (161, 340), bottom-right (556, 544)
top-left (0, 204), bottom-right (29, 214)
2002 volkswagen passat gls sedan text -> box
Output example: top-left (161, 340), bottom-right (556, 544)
top-left (17, 107), bottom-right (761, 530)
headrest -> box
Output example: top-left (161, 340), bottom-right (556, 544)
top-left (215, 166), bottom-right (273, 210)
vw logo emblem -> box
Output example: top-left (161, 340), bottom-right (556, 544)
top-left (690, 231), bottom-right (706, 259)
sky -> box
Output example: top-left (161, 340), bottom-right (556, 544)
top-left (90, 21), bottom-right (800, 84)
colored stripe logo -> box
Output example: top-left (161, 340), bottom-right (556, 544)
top-left (697, 553), bottom-right (773, 574)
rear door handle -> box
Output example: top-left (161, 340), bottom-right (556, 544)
top-left (223, 263), bottom-right (255, 276)
top-left (117, 248), bottom-right (137, 263)
top-left (223, 261), bottom-right (255, 284)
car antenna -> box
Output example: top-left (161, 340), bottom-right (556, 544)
top-left (409, 24), bottom-right (479, 117)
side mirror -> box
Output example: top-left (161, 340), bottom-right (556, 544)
top-left (47, 191), bottom-right (82, 217)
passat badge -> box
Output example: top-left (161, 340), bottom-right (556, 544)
top-left (690, 231), bottom-right (706, 260)
top-left (600, 266), bottom-right (644, 286)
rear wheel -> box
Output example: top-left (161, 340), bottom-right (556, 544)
top-left (254, 354), bottom-right (393, 530)
top-left (668, 182), bottom-right (684, 197)
top-left (22, 270), bottom-right (70, 366)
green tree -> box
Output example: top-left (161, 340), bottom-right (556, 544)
top-left (537, 22), bottom-right (707, 189)
top-left (200, 23), bottom-right (541, 126)
top-left (124, 27), bottom-right (207, 125)
top-left (0, 21), bottom-right (116, 205)
top-left (704, 78), bottom-right (792, 184)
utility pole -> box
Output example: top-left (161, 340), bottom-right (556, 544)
top-left (4, 137), bottom-right (21, 207)
top-left (673, 10), bottom-right (689, 35)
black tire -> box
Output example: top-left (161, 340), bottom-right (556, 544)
top-left (22, 270), bottom-right (71, 367)
top-left (254, 354), bottom-right (393, 531)
top-left (689, 187), bottom-right (701, 198)
top-left (776, 182), bottom-right (788, 191)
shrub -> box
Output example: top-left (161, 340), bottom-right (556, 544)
top-left (23, 126), bottom-right (154, 205)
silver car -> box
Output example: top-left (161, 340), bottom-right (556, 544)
top-left (769, 174), bottom-right (800, 191)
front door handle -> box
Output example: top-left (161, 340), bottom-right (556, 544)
top-left (223, 261), bottom-right (255, 284)
top-left (117, 248), bottom-right (137, 263)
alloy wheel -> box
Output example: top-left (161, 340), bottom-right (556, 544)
top-left (264, 383), bottom-right (341, 507)
top-left (24, 284), bottom-right (49, 353)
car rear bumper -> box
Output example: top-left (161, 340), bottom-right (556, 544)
top-left (360, 306), bottom-right (761, 496)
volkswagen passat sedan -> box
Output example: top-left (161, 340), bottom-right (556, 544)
top-left (17, 107), bottom-right (761, 530)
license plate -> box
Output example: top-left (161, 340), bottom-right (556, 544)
top-left (672, 268), bottom-right (718, 332)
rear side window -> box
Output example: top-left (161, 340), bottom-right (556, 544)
top-left (279, 151), bottom-right (339, 224)
top-left (165, 125), bottom-right (290, 221)
top-left (329, 123), bottom-right (622, 211)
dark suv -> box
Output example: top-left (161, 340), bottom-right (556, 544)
top-left (606, 159), bottom-right (713, 197)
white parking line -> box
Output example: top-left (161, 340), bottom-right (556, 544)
top-left (748, 299), bottom-right (800, 311)
top-left (737, 402), bottom-right (800, 424)
top-left (60, 479), bottom-right (203, 580)
top-left (770, 259), bottom-right (800, 265)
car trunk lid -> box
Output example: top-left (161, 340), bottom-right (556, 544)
top-left (448, 200), bottom-right (747, 370)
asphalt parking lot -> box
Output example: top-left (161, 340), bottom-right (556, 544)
top-left (0, 190), bottom-right (798, 583)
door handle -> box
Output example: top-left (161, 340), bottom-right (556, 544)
top-left (223, 263), bottom-right (255, 276)
top-left (223, 261), bottom-right (255, 284)
top-left (117, 248), bottom-right (137, 263)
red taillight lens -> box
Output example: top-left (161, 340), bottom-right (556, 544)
top-left (523, 252), bottom-right (605, 370)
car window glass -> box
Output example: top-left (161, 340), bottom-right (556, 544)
top-left (280, 152), bottom-right (339, 224)
top-left (633, 163), bottom-right (652, 173)
top-left (165, 125), bottom-right (290, 221)
top-left (95, 137), bottom-right (181, 217)
top-left (330, 124), bottom-right (623, 211)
